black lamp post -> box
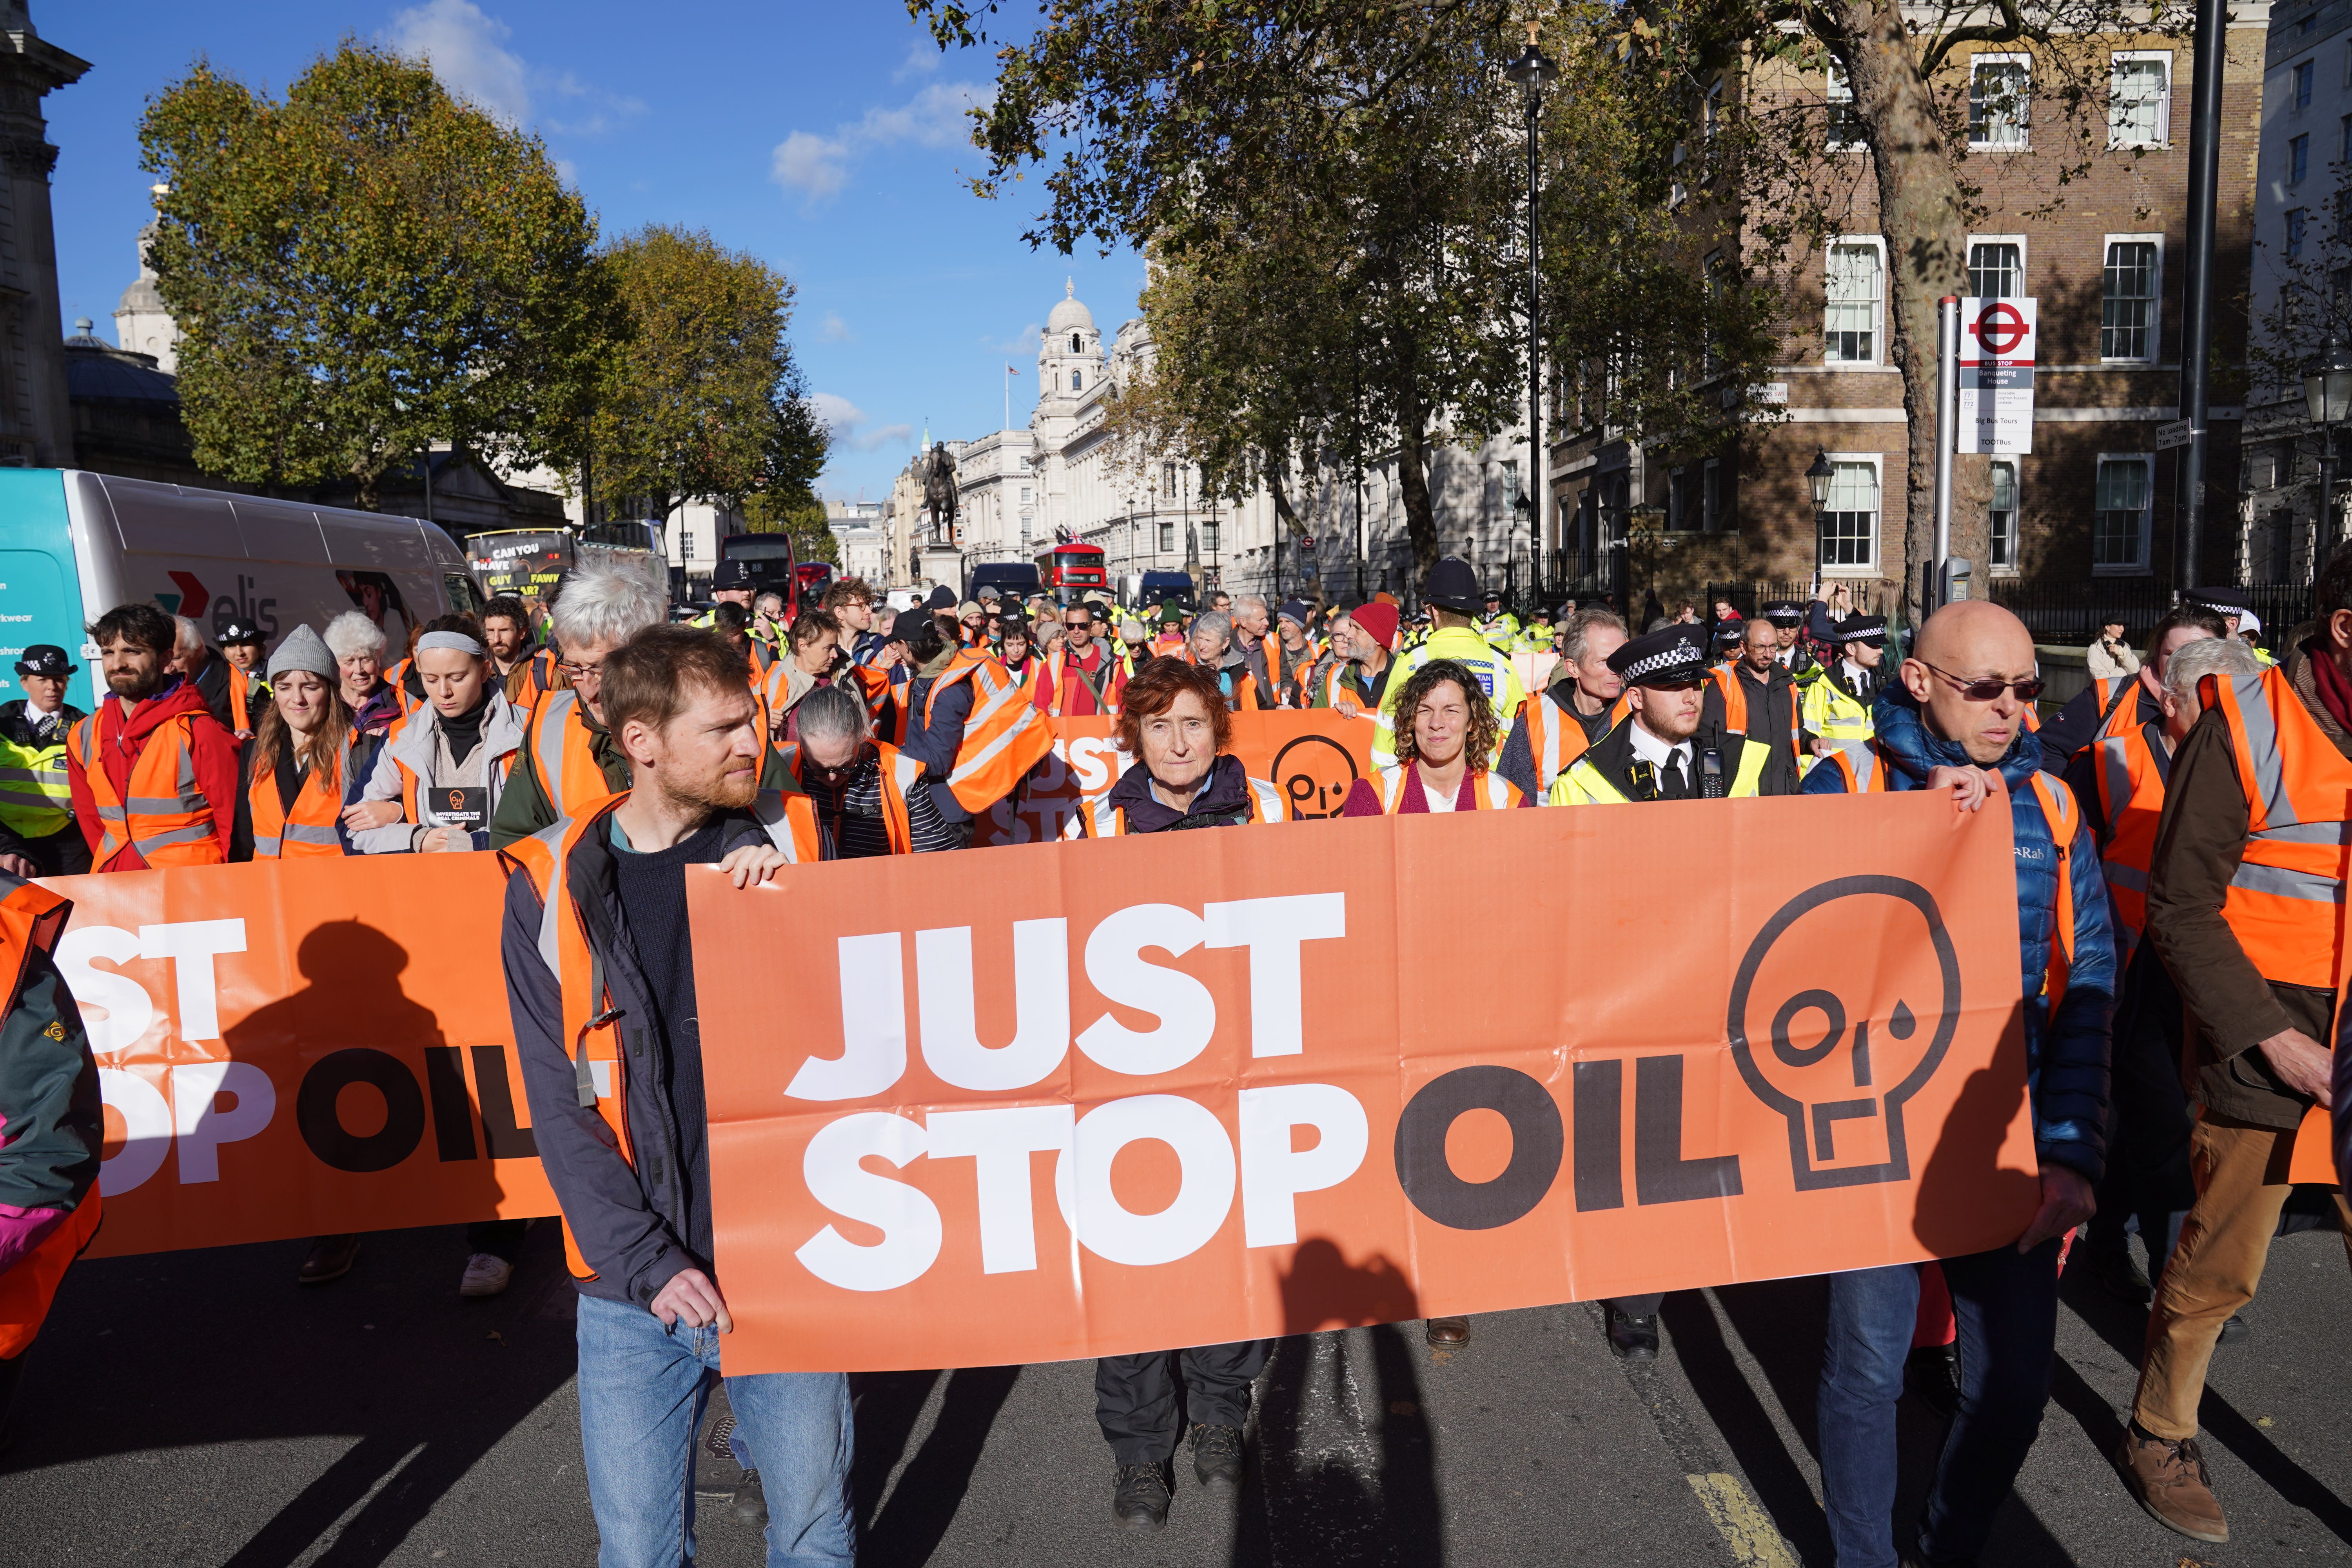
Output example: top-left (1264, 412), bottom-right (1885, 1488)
top-left (1512, 490), bottom-right (1533, 611)
top-left (1806, 448), bottom-right (1835, 573)
top-left (1504, 24), bottom-right (1557, 588)
top-left (2304, 336), bottom-right (2352, 570)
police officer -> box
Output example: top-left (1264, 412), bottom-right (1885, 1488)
top-left (0, 647), bottom-right (88, 877)
top-left (1548, 621), bottom-right (1797, 1358)
top-left (691, 559), bottom-right (758, 627)
top-left (1800, 613), bottom-right (1887, 766)
top-left (218, 620), bottom-right (271, 739)
top-left (1762, 600), bottom-right (1820, 684)
top-left (1480, 589), bottom-right (1520, 647)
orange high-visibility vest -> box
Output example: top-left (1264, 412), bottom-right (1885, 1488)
top-left (923, 649), bottom-right (1054, 813)
top-left (227, 665), bottom-right (267, 733)
top-left (1150, 631), bottom-right (1189, 661)
top-left (1075, 772), bottom-right (1285, 837)
top-left (500, 789), bottom-right (818, 1281)
top-left (1003, 658), bottom-right (1048, 713)
top-left (2091, 718), bottom-right (2166, 960)
top-left (0, 871), bottom-right (98, 1359)
top-left (246, 736), bottom-right (353, 859)
top-left (66, 706), bottom-right (224, 868)
top-left (1044, 645), bottom-right (1123, 717)
top-left (780, 739), bottom-right (921, 854)
top-left (1523, 688), bottom-right (1629, 795)
top-left (521, 689), bottom-right (621, 824)
top-left (2204, 664), bottom-right (2352, 993)
top-left (385, 659), bottom-right (424, 719)
top-left (1372, 764), bottom-right (1522, 811)
top-left (1710, 665), bottom-right (1802, 755)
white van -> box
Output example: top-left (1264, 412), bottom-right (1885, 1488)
top-left (0, 469), bottom-right (483, 712)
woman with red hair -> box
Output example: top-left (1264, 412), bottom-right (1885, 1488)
top-left (1067, 658), bottom-right (1284, 838)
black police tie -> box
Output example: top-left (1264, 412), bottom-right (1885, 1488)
top-left (1661, 752), bottom-right (1689, 800)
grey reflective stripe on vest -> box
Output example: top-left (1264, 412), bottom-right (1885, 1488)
top-left (1537, 698), bottom-right (1565, 789)
top-left (889, 751), bottom-right (924, 797)
top-left (753, 790), bottom-right (806, 860)
top-left (1248, 777), bottom-right (1283, 822)
top-left (946, 674), bottom-right (1041, 790)
top-left (536, 689), bottom-right (580, 798)
top-left (2104, 863), bottom-right (2148, 893)
top-left (2228, 671), bottom-right (2296, 828)
top-left (1086, 795), bottom-right (1122, 838)
top-left (1846, 746), bottom-right (1882, 792)
top-left (2249, 820), bottom-right (2352, 845)
top-left (530, 817), bottom-right (574, 977)
top-left (1826, 736), bottom-right (1869, 764)
top-left (2099, 735), bottom-right (2132, 826)
top-left (2229, 859), bottom-right (2346, 903)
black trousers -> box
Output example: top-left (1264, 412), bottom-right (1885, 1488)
top-left (1094, 1340), bottom-right (1268, 1465)
top-left (1605, 1293), bottom-right (1665, 1318)
top-left (466, 1218), bottom-right (528, 1263)
top-left (2093, 946), bottom-right (2196, 1259)
top-left (0, 824), bottom-right (89, 877)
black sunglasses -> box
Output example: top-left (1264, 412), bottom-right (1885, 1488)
top-left (1916, 659), bottom-right (2044, 703)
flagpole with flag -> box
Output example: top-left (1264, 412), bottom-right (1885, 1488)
top-left (1005, 362), bottom-right (1020, 432)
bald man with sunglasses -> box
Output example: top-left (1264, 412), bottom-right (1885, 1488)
top-left (1800, 599), bottom-right (2115, 1568)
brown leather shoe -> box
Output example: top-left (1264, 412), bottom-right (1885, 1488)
top-left (2116, 1427), bottom-right (2228, 1543)
top-left (299, 1233), bottom-right (362, 1285)
top-left (1425, 1316), bottom-right (1470, 1348)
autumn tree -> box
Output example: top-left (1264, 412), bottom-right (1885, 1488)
top-left (588, 225), bottom-right (828, 532)
top-left (141, 42), bottom-right (607, 508)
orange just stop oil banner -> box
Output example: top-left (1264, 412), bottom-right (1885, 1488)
top-left (53, 856), bottom-right (559, 1258)
top-left (692, 791), bottom-right (2043, 1376)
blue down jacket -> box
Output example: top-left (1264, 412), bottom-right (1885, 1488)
top-left (1802, 689), bottom-right (2114, 1183)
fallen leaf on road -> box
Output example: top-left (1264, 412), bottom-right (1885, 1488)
top-left (486, 1330), bottom-right (505, 1344)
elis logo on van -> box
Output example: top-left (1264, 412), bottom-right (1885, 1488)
top-left (154, 572), bottom-right (279, 640)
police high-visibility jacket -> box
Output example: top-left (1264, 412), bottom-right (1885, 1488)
top-left (1800, 664), bottom-right (1877, 761)
top-left (2203, 663), bottom-right (2352, 992)
top-left (0, 869), bottom-right (99, 1359)
top-left (1548, 720), bottom-right (1770, 805)
top-left (66, 701), bottom-right (227, 868)
top-left (778, 738), bottom-right (923, 855)
top-left (1521, 687), bottom-right (1631, 797)
top-left (1368, 764), bottom-right (1522, 811)
top-left (2090, 716), bottom-right (2166, 960)
top-left (1375, 625), bottom-right (1527, 769)
top-left (226, 665), bottom-right (269, 733)
top-left (500, 789), bottom-right (818, 1282)
top-left (0, 703), bottom-right (79, 840)
top-left (923, 648), bottom-right (1055, 813)
top-left (246, 734), bottom-right (357, 859)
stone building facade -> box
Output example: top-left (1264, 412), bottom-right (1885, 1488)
top-left (0, 3), bottom-right (84, 469)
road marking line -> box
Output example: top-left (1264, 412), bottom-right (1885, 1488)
top-left (1686, 1472), bottom-right (1799, 1568)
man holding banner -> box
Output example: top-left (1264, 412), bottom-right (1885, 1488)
top-left (501, 627), bottom-right (848, 1568)
top-left (1802, 600), bottom-right (2113, 1568)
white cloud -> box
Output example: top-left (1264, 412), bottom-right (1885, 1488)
top-left (771, 81), bottom-right (991, 201)
top-left (812, 393), bottom-right (913, 453)
top-left (389, 0), bottom-right (531, 122)
top-left (983, 323), bottom-right (1042, 356)
top-left (893, 39), bottom-right (944, 83)
top-left (818, 311), bottom-right (855, 343)
top-left (387, 0), bottom-right (641, 143)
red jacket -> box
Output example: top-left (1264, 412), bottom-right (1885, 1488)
top-left (67, 679), bottom-right (241, 871)
top-left (1036, 642), bottom-right (1127, 718)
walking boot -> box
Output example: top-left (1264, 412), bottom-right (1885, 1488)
top-left (1191, 1422), bottom-right (1244, 1490)
top-left (1112, 1463), bottom-right (1170, 1531)
top-left (1604, 1303), bottom-right (1659, 1361)
top-left (2116, 1425), bottom-right (2228, 1543)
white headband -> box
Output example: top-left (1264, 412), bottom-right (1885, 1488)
top-left (416, 630), bottom-right (486, 657)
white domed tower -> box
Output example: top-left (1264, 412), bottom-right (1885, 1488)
top-left (1037, 278), bottom-right (1101, 407)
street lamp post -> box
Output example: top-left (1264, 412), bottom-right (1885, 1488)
top-left (1504, 24), bottom-right (1557, 590)
top-left (1512, 490), bottom-right (1533, 613)
top-left (2303, 336), bottom-right (2352, 575)
top-left (1806, 448), bottom-right (1835, 578)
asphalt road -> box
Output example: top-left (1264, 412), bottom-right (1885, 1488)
top-left (3, 1217), bottom-right (2347, 1567)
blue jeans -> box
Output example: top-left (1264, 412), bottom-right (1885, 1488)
top-left (1816, 1240), bottom-right (2060, 1567)
top-left (575, 1292), bottom-right (855, 1568)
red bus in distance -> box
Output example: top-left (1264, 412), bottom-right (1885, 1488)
top-left (1036, 541), bottom-right (1107, 606)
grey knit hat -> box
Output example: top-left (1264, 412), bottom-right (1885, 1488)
top-left (267, 623), bottom-right (338, 682)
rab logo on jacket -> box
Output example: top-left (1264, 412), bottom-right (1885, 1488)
top-left (1725, 876), bottom-right (1963, 1191)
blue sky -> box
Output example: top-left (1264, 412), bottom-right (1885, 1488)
top-left (40, 0), bottom-right (1141, 503)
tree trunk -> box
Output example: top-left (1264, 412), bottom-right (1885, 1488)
top-left (1836, 0), bottom-right (1989, 620)
top-left (1396, 386), bottom-right (1441, 583)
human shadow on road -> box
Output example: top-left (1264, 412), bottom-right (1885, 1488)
top-left (849, 1364), bottom-right (1023, 1567)
top-left (1228, 1240), bottom-right (1439, 1568)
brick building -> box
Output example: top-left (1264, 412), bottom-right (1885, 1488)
top-left (1551, 11), bottom-right (2268, 626)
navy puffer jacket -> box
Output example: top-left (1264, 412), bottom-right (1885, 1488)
top-left (1802, 689), bottom-right (2114, 1182)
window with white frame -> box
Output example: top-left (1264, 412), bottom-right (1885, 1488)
top-left (1705, 78), bottom-right (1722, 142)
top-left (2094, 456), bottom-right (2153, 572)
top-left (1819, 459), bottom-right (1880, 568)
top-left (1158, 521), bottom-right (1175, 552)
top-left (1702, 459), bottom-right (1722, 531)
top-left (1969, 54), bottom-right (2030, 148)
top-left (1824, 240), bottom-right (1882, 363)
top-left (2100, 238), bottom-right (2161, 360)
top-left (1826, 66), bottom-right (1861, 149)
top-left (2109, 53), bottom-right (2171, 147)
top-left (1989, 459), bottom-right (2020, 573)
top-left (1201, 520), bottom-right (1220, 554)
top-left (1968, 237), bottom-right (2025, 297)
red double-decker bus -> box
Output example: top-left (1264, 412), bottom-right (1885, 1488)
top-left (1035, 540), bottom-right (1107, 606)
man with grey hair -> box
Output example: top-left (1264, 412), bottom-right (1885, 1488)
top-left (776, 684), bottom-right (955, 856)
top-left (168, 614), bottom-right (238, 735)
top-left (1499, 607), bottom-right (1628, 800)
top-left (490, 564), bottom-right (679, 849)
top-left (1230, 594), bottom-right (1273, 696)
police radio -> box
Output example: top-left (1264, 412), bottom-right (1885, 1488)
top-left (1698, 747), bottom-right (1726, 799)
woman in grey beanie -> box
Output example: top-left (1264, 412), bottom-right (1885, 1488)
top-left (233, 621), bottom-right (367, 864)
